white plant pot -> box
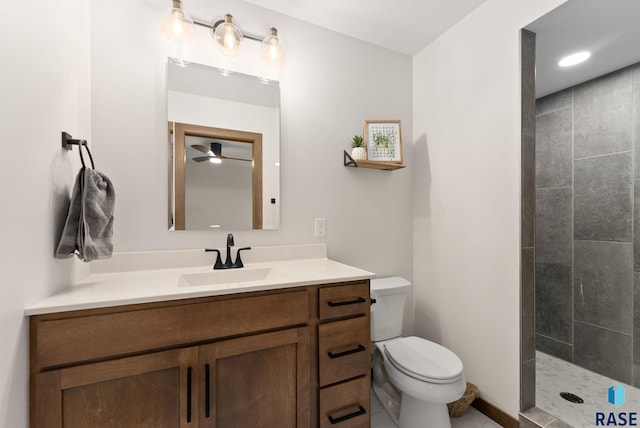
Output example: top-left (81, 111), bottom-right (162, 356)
top-left (351, 147), bottom-right (367, 160)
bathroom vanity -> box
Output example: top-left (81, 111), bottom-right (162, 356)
top-left (27, 246), bottom-right (373, 428)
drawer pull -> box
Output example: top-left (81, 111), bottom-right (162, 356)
top-left (186, 367), bottom-right (193, 423)
top-left (205, 364), bottom-right (211, 418)
top-left (328, 405), bottom-right (366, 424)
top-left (327, 297), bottom-right (366, 307)
top-left (328, 344), bottom-right (366, 359)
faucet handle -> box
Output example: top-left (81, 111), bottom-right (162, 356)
top-left (233, 247), bottom-right (252, 268)
top-left (205, 248), bottom-right (224, 269)
top-left (226, 233), bottom-right (234, 247)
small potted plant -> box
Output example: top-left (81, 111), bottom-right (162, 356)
top-left (351, 135), bottom-right (367, 160)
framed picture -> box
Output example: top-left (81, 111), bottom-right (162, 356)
top-left (364, 120), bottom-right (403, 163)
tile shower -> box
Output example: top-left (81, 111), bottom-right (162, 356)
top-left (535, 62), bottom-right (640, 385)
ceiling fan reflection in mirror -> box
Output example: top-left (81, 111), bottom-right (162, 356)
top-left (191, 141), bottom-right (252, 163)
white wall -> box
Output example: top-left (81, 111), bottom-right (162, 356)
top-left (412, 0), bottom-right (566, 417)
top-left (90, 0), bottom-right (413, 280)
top-left (0, 1), bottom-right (91, 427)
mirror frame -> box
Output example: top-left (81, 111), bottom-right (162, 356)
top-left (172, 121), bottom-right (263, 230)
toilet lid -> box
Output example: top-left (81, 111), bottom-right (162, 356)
top-left (384, 336), bottom-right (463, 383)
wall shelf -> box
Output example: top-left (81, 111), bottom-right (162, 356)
top-left (343, 151), bottom-right (405, 171)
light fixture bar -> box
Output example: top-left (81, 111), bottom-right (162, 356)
top-left (193, 19), bottom-right (263, 42)
top-left (162, 3), bottom-right (285, 67)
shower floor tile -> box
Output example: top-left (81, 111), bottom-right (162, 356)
top-left (537, 351), bottom-right (640, 427)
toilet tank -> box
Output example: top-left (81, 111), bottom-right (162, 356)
top-left (370, 277), bottom-right (411, 341)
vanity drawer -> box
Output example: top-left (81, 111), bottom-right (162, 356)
top-left (318, 281), bottom-right (369, 320)
top-left (32, 290), bottom-right (309, 371)
top-left (319, 376), bottom-right (370, 428)
top-left (318, 316), bottom-right (370, 387)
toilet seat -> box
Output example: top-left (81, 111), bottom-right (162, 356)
top-left (383, 336), bottom-right (463, 384)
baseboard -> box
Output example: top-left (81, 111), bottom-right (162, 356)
top-left (471, 398), bottom-right (519, 428)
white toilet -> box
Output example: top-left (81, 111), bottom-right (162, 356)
top-left (370, 277), bottom-right (466, 428)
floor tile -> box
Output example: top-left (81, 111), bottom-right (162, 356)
top-left (537, 351), bottom-right (640, 427)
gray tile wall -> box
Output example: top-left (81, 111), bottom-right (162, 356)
top-left (536, 109), bottom-right (572, 189)
top-left (535, 263), bottom-right (572, 342)
top-left (634, 273), bottom-right (640, 386)
top-left (634, 67), bottom-right (640, 389)
top-left (535, 63), bottom-right (640, 385)
top-left (534, 89), bottom-right (574, 365)
top-left (574, 153), bottom-right (632, 242)
top-left (573, 69), bottom-right (633, 159)
top-left (521, 29), bottom-right (536, 413)
top-left (573, 241), bottom-right (632, 333)
top-left (536, 188), bottom-right (572, 265)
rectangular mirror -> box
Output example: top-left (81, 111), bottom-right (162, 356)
top-left (167, 59), bottom-right (280, 230)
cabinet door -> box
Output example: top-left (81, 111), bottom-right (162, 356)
top-left (199, 327), bottom-right (310, 428)
top-left (32, 347), bottom-right (198, 428)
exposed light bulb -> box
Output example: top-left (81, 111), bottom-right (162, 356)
top-left (261, 27), bottom-right (285, 67)
top-left (558, 51), bottom-right (591, 67)
top-left (213, 14), bottom-right (243, 57)
top-left (224, 28), bottom-right (236, 50)
top-left (172, 11), bottom-right (185, 36)
top-left (161, 0), bottom-right (195, 44)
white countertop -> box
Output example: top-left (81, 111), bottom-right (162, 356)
top-left (25, 245), bottom-right (375, 316)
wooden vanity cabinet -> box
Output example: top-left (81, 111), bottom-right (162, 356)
top-left (29, 280), bottom-right (370, 428)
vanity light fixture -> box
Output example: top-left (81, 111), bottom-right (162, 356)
top-left (558, 51), bottom-right (591, 67)
top-left (161, 0), bottom-right (195, 44)
top-left (206, 15), bottom-right (285, 66)
top-left (162, 2), bottom-right (285, 67)
top-left (213, 14), bottom-right (244, 57)
top-left (261, 28), bottom-right (285, 67)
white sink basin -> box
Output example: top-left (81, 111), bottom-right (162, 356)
top-left (179, 267), bottom-right (286, 287)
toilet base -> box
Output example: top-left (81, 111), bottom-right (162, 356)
top-left (399, 393), bottom-right (451, 428)
top-left (372, 383), bottom-right (400, 424)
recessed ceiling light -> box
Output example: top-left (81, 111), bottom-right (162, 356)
top-left (558, 51), bottom-right (591, 67)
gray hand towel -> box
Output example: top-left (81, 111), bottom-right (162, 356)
top-left (55, 167), bottom-right (115, 262)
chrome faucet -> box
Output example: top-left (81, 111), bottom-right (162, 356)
top-left (205, 233), bottom-right (251, 270)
